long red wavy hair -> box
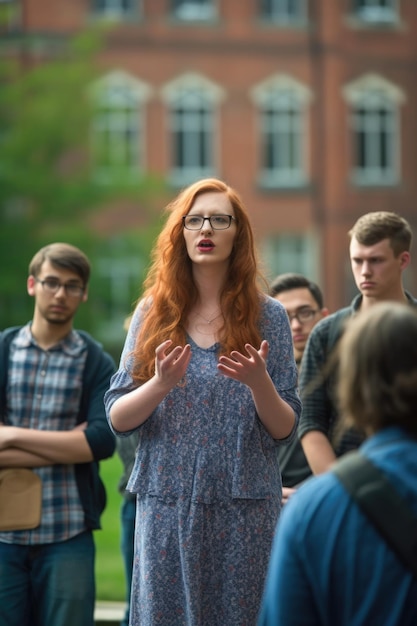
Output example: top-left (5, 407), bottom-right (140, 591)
top-left (131, 178), bottom-right (267, 384)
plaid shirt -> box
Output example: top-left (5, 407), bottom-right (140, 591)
top-left (298, 292), bottom-right (417, 457)
top-left (0, 324), bottom-right (88, 545)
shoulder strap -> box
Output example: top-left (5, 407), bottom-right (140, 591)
top-left (333, 451), bottom-right (417, 577)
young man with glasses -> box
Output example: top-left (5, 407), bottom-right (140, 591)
top-left (270, 273), bottom-right (328, 501)
top-left (0, 242), bottom-right (115, 626)
top-left (270, 274), bottom-right (328, 366)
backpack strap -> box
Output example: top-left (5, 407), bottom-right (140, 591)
top-left (333, 451), bottom-right (417, 577)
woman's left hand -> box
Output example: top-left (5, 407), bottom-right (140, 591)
top-left (217, 340), bottom-right (269, 388)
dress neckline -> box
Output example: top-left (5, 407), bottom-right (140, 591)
top-left (186, 334), bottom-right (219, 352)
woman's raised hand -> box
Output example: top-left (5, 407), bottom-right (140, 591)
top-left (154, 340), bottom-right (192, 388)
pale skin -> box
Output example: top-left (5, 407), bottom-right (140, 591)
top-left (0, 260), bottom-right (93, 468)
top-left (273, 287), bottom-right (328, 363)
top-left (301, 236), bottom-right (410, 475)
top-left (110, 191), bottom-right (296, 441)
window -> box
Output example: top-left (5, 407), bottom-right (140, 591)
top-left (162, 74), bottom-right (224, 186)
top-left (91, 71), bottom-right (151, 181)
top-left (251, 75), bottom-right (312, 188)
top-left (259, 0), bottom-right (307, 24)
top-left (263, 234), bottom-right (318, 280)
top-left (353, 104), bottom-right (394, 183)
top-left (171, 0), bottom-right (216, 21)
top-left (344, 74), bottom-right (404, 186)
top-left (352, 0), bottom-right (398, 24)
top-left (92, 0), bottom-right (136, 18)
top-left (96, 253), bottom-right (145, 343)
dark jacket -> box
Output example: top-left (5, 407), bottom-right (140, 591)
top-left (0, 326), bottom-right (116, 530)
top-left (298, 292), bottom-right (417, 456)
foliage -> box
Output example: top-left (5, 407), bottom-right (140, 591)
top-left (95, 453), bottom-right (126, 602)
top-left (0, 28), bottom-right (165, 345)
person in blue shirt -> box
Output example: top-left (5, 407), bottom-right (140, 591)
top-left (258, 301), bottom-right (417, 626)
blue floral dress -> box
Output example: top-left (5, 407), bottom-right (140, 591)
top-left (105, 296), bottom-right (301, 626)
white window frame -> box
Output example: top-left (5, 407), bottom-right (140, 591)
top-left (96, 255), bottom-right (145, 343)
top-left (251, 75), bottom-right (312, 188)
top-left (259, 0), bottom-right (307, 24)
top-left (171, 0), bottom-right (216, 21)
top-left (344, 74), bottom-right (404, 186)
top-left (263, 233), bottom-right (319, 281)
top-left (91, 71), bottom-right (151, 182)
top-left (92, 0), bottom-right (138, 18)
top-left (353, 0), bottom-right (399, 24)
top-left (161, 73), bottom-right (224, 186)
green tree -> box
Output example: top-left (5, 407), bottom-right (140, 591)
top-left (0, 28), bottom-right (163, 345)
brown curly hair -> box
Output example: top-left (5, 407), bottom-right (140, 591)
top-left (130, 178), bottom-right (267, 384)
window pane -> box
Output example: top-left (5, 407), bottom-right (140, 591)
top-left (260, 0), bottom-right (305, 22)
top-left (263, 234), bottom-right (314, 278)
top-left (260, 93), bottom-right (304, 186)
top-left (93, 86), bottom-right (140, 177)
top-left (354, 0), bottom-right (397, 23)
top-left (172, 0), bottom-right (215, 21)
top-left (170, 88), bottom-right (214, 181)
top-left (351, 96), bottom-right (396, 183)
top-left (93, 0), bottom-right (134, 15)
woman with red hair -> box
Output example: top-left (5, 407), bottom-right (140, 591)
top-left (105, 178), bottom-right (300, 626)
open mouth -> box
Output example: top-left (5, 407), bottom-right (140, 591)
top-left (198, 241), bottom-right (214, 250)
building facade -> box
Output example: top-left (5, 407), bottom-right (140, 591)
top-left (3, 0), bottom-right (417, 315)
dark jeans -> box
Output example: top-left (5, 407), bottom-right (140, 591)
top-left (120, 498), bottom-right (136, 626)
top-left (0, 530), bottom-right (95, 626)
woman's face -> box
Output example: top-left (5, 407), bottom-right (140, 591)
top-left (183, 191), bottom-right (237, 267)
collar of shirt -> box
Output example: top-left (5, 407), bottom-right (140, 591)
top-left (15, 323), bottom-right (86, 357)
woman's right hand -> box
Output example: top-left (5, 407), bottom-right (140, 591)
top-left (110, 340), bottom-right (192, 433)
top-left (154, 340), bottom-right (191, 389)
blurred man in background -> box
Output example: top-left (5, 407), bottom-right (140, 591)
top-left (270, 273), bottom-right (328, 501)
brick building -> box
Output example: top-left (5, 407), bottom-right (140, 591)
top-left (3, 0), bottom-right (417, 316)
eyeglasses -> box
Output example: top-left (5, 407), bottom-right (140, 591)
top-left (182, 215), bottom-right (236, 231)
top-left (35, 278), bottom-right (85, 298)
top-left (287, 308), bottom-right (319, 324)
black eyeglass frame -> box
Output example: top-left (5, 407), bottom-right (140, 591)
top-left (287, 308), bottom-right (320, 324)
top-left (35, 278), bottom-right (85, 298)
top-left (182, 215), bottom-right (236, 231)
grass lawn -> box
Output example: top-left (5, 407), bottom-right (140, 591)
top-left (95, 453), bottom-right (127, 602)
